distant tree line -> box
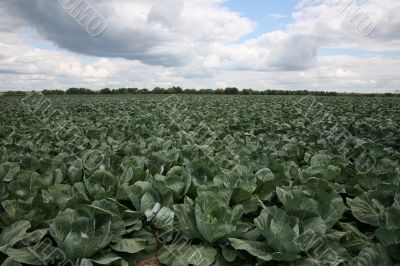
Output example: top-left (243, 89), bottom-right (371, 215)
top-left (1, 91), bottom-right (31, 96)
top-left (1, 87), bottom-right (399, 97)
top-left (53, 87), bottom-right (396, 96)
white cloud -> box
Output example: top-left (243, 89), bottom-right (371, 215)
top-left (290, 0), bottom-right (400, 51)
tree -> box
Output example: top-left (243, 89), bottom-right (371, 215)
top-left (66, 88), bottom-right (94, 94)
top-left (42, 89), bottom-right (65, 95)
top-left (242, 89), bottom-right (253, 95)
top-left (100, 88), bottom-right (111, 94)
top-left (167, 86), bottom-right (183, 94)
top-left (224, 87), bottom-right (239, 94)
top-left (153, 87), bottom-right (166, 94)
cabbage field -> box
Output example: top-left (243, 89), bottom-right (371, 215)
top-left (0, 94), bottom-right (400, 266)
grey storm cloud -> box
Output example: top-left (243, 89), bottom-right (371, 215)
top-left (1, 0), bottom-right (186, 66)
top-left (0, 0), bottom-right (325, 72)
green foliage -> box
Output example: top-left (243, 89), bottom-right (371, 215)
top-left (0, 94), bottom-right (400, 265)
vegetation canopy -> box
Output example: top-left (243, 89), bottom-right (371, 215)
top-left (0, 94), bottom-right (399, 265)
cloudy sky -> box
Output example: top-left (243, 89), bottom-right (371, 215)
top-left (0, 0), bottom-right (399, 92)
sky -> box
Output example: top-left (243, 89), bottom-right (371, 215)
top-left (0, 0), bottom-right (399, 92)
